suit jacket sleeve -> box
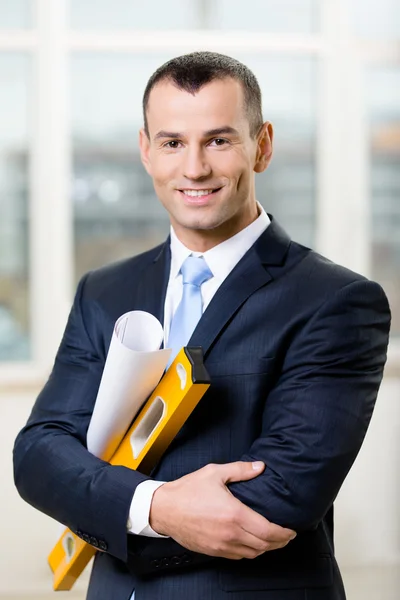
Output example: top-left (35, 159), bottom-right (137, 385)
top-left (228, 279), bottom-right (391, 531)
top-left (13, 273), bottom-right (151, 562)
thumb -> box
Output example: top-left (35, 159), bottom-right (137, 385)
top-left (218, 460), bottom-right (265, 485)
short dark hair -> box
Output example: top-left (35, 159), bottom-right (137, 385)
top-left (142, 51), bottom-right (263, 138)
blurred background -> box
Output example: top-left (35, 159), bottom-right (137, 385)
top-left (0, 0), bottom-right (399, 598)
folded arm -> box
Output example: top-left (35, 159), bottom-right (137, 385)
top-left (13, 274), bottom-right (150, 562)
top-left (229, 279), bottom-right (391, 530)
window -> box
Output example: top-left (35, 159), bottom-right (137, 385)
top-left (71, 53), bottom-right (175, 282)
top-left (69, 0), bottom-right (318, 32)
top-left (70, 0), bottom-right (199, 30)
top-left (237, 55), bottom-right (316, 246)
top-left (212, 0), bottom-right (318, 33)
top-left (0, 0), bottom-right (33, 29)
top-left (350, 0), bottom-right (400, 40)
top-left (0, 53), bottom-right (31, 360)
top-left (368, 67), bottom-right (400, 335)
top-left (0, 0), bottom-right (399, 375)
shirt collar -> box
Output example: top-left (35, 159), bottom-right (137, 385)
top-left (169, 203), bottom-right (270, 281)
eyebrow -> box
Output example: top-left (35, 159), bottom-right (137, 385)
top-left (153, 126), bottom-right (240, 141)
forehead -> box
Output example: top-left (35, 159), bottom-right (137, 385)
top-left (146, 77), bottom-right (248, 135)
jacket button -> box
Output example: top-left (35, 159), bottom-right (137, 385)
top-left (89, 537), bottom-right (99, 548)
top-left (161, 558), bottom-right (170, 568)
top-left (181, 553), bottom-right (192, 564)
top-left (171, 555), bottom-right (181, 565)
top-left (151, 559), bottom-right (160, 568)
top-left (98, 540), bottom-right (108, 552)
top-left (82, 533), bottom-right (90, 543)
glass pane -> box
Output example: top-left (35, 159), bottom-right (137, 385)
top-left (368, 67), bottom-right (400, 336)
top-left (70, 0), bottom-right (318, 32)
top-left (71, 54), bottom-right (316, 283)
top-left (235, 55), bottom-right (316, 247)
top-left (71, 53), bottom-right (175, 282)
top-left (0, 54), bottom-right (31, 360)
top-left (70, 0), bottom-right (198, 30)
top-left (0, 0), bottom-right (33, 29)
top-left (212, 0), bottom-right (319, 33)
top-left (350, 0), bottom-right (400, 40)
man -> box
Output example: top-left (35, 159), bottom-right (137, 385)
top-left (14, 52), bottom-right (390, 600)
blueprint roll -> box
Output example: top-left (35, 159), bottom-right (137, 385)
top-left (86, 310), bottom-right (171, 461)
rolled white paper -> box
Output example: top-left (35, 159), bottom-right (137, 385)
top-left (86, 310), bottom-right (171, 461)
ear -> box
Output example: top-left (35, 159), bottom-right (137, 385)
top-left (254, 122), bottom-right (273, 173)
top-left (139, 128), bottom-right (152, 175)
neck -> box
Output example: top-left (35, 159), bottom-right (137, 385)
top-left (172, 203), bottom-right (260, 253)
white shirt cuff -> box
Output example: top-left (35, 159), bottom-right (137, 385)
top-left (127, 480), bottom-right (169, 538)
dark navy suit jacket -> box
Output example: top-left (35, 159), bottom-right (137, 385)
top-left (13, 217), bottom-right (391, 600)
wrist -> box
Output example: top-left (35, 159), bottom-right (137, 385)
top-left (149, 482), bottom-right (170, 536)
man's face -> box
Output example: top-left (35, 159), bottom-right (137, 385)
top-left (140, 77), bottom-right (273, 250)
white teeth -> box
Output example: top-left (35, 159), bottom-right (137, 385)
top-left (182, 189), bottom-right (214, 197)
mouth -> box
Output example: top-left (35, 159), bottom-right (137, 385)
top-left (177, 187), bottom-right (222, 204)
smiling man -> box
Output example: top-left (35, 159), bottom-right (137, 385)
top-left (14, 52), bottom-right (390, 600)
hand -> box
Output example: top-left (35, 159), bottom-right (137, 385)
top-left (149, 461), bottom-right (296, 560)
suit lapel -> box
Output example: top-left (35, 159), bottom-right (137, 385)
top-left (189, 217), bottom-right (291, 358)
top-left (134, 239), bottom-right (171, 328)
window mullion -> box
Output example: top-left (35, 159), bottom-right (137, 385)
top-left (31, 0), bottom-right (72, 371)
top-left (317, 0), bottom-right (369, 275)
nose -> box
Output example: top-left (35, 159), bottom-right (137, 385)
top-left (183, 146), bottom-right (212, 180)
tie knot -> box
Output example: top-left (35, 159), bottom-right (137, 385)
top-left (180, 255), bottom-right (213, 287)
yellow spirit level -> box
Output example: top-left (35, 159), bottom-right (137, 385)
top-left (48, 347), bottom-right (210, 590)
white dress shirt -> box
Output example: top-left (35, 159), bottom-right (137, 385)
top-left (127, 204), bottom-right (270, 537)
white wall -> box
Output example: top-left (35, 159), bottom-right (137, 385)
top-left (1, 377), bottom-right (399, 596)
top-left (335, 377), bottom-right (400, 567)
top-left (0, 392), bottom-right (91, 597)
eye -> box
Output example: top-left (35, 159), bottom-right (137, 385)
top-left (163, 140), bottom-right (181, 149)
top-left (210, 138), bottom-right (229, 147)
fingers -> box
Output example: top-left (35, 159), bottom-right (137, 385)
top-left (211, 529), bottom-right (295, 560)
top-left (261, 520), bottom-right (296, 545)
top-left (228, 498), bottom-right (295, 544)
top-left (243, 515), bottom-right (296, 547)
top-left (207, 537), bottom-right (292, 561)
top-left (232, 540), bottom-right (290, 559)
top-left (231, 527), bottom-right (290, 557)
top-left (206, 462), bottom-right (296, 547)
top-left (217, 501), bottom-right (296, 557)
top-left (217, 460), bottom-right (265, 484)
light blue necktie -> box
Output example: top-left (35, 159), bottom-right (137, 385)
top-left (166, 255), bottom-right (213, 367)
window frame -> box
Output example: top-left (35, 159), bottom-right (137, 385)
top-left (0, 0), bottom-right (398, 388)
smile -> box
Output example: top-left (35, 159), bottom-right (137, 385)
top-left (179, 188), bottom-right (222, 197)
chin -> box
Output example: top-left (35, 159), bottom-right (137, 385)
top-left (180, 214), bottom-right (227, 231)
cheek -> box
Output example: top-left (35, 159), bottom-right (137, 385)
top-left (219, 156), bottom-right (251, 190)
top-left (150, 156), bottom-right (179, 187)
top-left (217, 149), bottom-right (249, 175)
